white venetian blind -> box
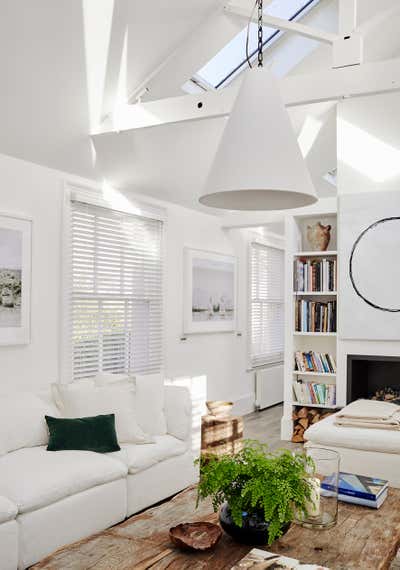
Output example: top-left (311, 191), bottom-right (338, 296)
top-left (250, 242), bottom-right (284, 367)
top-left (70, 200), bottom-right (163, 381)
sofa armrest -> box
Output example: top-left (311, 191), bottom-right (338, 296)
top-left (164, 385), bottom-right (191, 442)
top-left (164, 377), bottom-right (206, 458)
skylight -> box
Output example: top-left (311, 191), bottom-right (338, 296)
top-left (192, 0), bottom-right (321, 90)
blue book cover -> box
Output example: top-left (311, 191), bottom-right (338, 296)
top-left (338, 489), bottom-right (387, 509)
top-left (322, 472), bottom-right (388, 500)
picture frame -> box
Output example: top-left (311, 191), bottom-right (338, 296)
top-left (0, 212), bottom-right (32, 345)
top-left (183, 248), bottom-right (237, 334)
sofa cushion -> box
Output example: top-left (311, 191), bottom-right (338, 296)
top-left (0, 496), bottom-right (17, 524)
top-left (94, 372), bottom-right (134, 387)
top-left (52, 383), bottom-right (153, 444)
top-left (120, 435), bottom-right (188, 474)
top-left (0, 447), bottom-right (127, 514)
top-left (135, 373), bottom-right (167, 436)
top-left (305, 412), bottom-right (400, 454)
top-left (0, 392), bottom-right (60, 455)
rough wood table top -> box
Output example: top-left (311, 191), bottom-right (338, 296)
top-left (32, 486), bottom-right (400, 570)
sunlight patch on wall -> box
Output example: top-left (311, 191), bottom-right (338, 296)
top-left (83, 0), bottom-right (114, 132)
top-left (338, 118), bottom-right (400, 182)
top-left (298, 116), bottom-right (323, 158)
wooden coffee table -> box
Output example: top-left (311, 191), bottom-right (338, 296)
top-left (33, 486), bottom-right (400, 570)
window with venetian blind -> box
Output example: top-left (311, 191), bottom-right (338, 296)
top-left (69, 200), bottom-right (163, 381)
top-left (249, 242), bottom-right (284, 367)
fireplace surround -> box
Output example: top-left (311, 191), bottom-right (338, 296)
top-left (347, 354), bottom-right (400, 403)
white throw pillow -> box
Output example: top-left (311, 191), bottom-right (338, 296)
top-left (0, 392), bottom-right (60, 454)
top-left (134, 373), bottom-right (167, 436)
top-left (52, 383), bottom-right (153, 444)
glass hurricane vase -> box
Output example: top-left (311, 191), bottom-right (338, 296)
top-left (295, 448), bottom-right (340, 530)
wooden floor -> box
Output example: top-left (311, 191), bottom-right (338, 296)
top-left (243, 403), bottom-right (298, 450)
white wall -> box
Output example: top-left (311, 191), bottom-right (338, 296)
top-left (337, 92), bottom-right (400, 404)
top-left (0, 153), bottom-right (66, 392)
top-left (0, 151), bottom-right (258, 411)
top-left (164, 205), bottom-right (255, 414)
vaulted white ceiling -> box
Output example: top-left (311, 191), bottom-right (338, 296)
top-left (0, 0), bottom-right (399, 215)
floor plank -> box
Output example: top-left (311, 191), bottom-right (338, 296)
top-left (243, 403), bottom-right (298, 450)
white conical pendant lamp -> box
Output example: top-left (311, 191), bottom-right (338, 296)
top-left (199, 1), bottom-right (317, 210)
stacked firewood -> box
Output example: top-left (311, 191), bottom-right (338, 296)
top-left (292, 406), bottom-right (334, 443)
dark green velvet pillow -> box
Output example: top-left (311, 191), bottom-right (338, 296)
top-left (45, 414), bottom-right (121, 453)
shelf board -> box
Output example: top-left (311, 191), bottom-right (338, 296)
top-left (293, 370), bottom-right (336, 377)
top-left (293, 332), bottom-right (337, 336)
top-left (293, 251), bottom-right (337, 257)
top-left (291, 401), bottom-right (341, 409)
top-left (293, 291), bottom-right (337, 296)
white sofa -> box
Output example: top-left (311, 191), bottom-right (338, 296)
top-left (0, 383), bottom-right (201, 569)
top-left (0, 496), bottom-right (18, 570)
top-left (305, 412), bottom-right (400, 488)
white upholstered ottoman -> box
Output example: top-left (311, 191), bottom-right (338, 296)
top-left (304, 413), bottom-right (400, 488)
top-left (0, 496), bottom-right (18, 570)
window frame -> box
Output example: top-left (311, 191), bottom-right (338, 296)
top-left (248, 239), bottom-right (285, 370)
top-left (60, 183), bottom-right (166, 384)
top-left (192, 0), bottom-right (321, 91)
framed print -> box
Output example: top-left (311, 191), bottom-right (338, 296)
top-left (0, 213), bottom-right (31, 344)
top-left (183, 248), bottom-right (237, 334)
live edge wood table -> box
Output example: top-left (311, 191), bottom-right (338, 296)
top-left (33, 486), bottom-right (400, 570)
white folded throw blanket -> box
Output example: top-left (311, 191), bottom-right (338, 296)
top-left (335, 399), bottom-right (400, 430)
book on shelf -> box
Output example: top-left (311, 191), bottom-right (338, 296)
top-left (231, 548), bottom-right (330, 569)
top-left (322, 472), bottom-right (388, 509)
top-left (294, 351), bottom-right (336, 373)
top-left (293, 380), bottom-right (336, 406)
top-left (294, 257), bottom-right (337, 292)
top-left (295, 299), bottom-right (336, 333)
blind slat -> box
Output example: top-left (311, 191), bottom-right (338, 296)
top-left (249, 243), bottom-right (284, 367)
top-left (69, 201), bottom-right (163, 381)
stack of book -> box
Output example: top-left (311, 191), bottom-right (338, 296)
top-left (322, 472), bottom-right (388, 509)
top-left (295, 300), bottom-right (337, 333)
top-left (293, 380), bottom-right (336, 406)
top-left (294, 257), bottom-right (337, 292)
top-left (295, 351), bottom-right (336, 373)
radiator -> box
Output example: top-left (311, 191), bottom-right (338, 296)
top-left (255, 364), bottom-right (284, 410)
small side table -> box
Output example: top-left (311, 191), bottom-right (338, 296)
top-left (201, 414), bottom-right (243, 457)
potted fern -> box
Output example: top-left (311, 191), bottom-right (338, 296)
top-left (196, 440), bottom-right (315, 546)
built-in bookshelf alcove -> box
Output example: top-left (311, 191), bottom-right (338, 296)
top-left (347, 354), bottom-right (400, 403)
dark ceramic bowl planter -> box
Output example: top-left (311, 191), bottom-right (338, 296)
top-left (219, 503), bottom-right (290, 546)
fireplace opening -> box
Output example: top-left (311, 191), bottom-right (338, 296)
top-left (347, 354), bottom-right (400, 404)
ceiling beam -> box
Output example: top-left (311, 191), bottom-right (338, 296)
top-left (126, 4), bottom-right (242, 104)
top-left (224, 1), bottom-right (339, 45)
top-left (338, 0), bottom-right (357, 35)
top-left (95, 57), bottom-right (400, 134)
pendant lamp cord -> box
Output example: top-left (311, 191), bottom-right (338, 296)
top-left (246, 0), bottom-right (263, 69)
top-left (257, 0), bottom-right (263, 67)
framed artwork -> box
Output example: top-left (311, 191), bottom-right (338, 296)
top-left (0, 213), bottom-right (31, 345)
top-left (183, 248), bottom-right (237, 334)
top-left (340, 190), bottom-right (400, 340)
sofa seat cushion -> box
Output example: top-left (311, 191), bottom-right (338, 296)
top-left (0, 496), bottom-right (17, 524)
top-left (305, 413), bottom-right (400, 454)
top-left (120, 435), bottom-right (188, 474)
top-left (0, 447), bottom-right (128, 514)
